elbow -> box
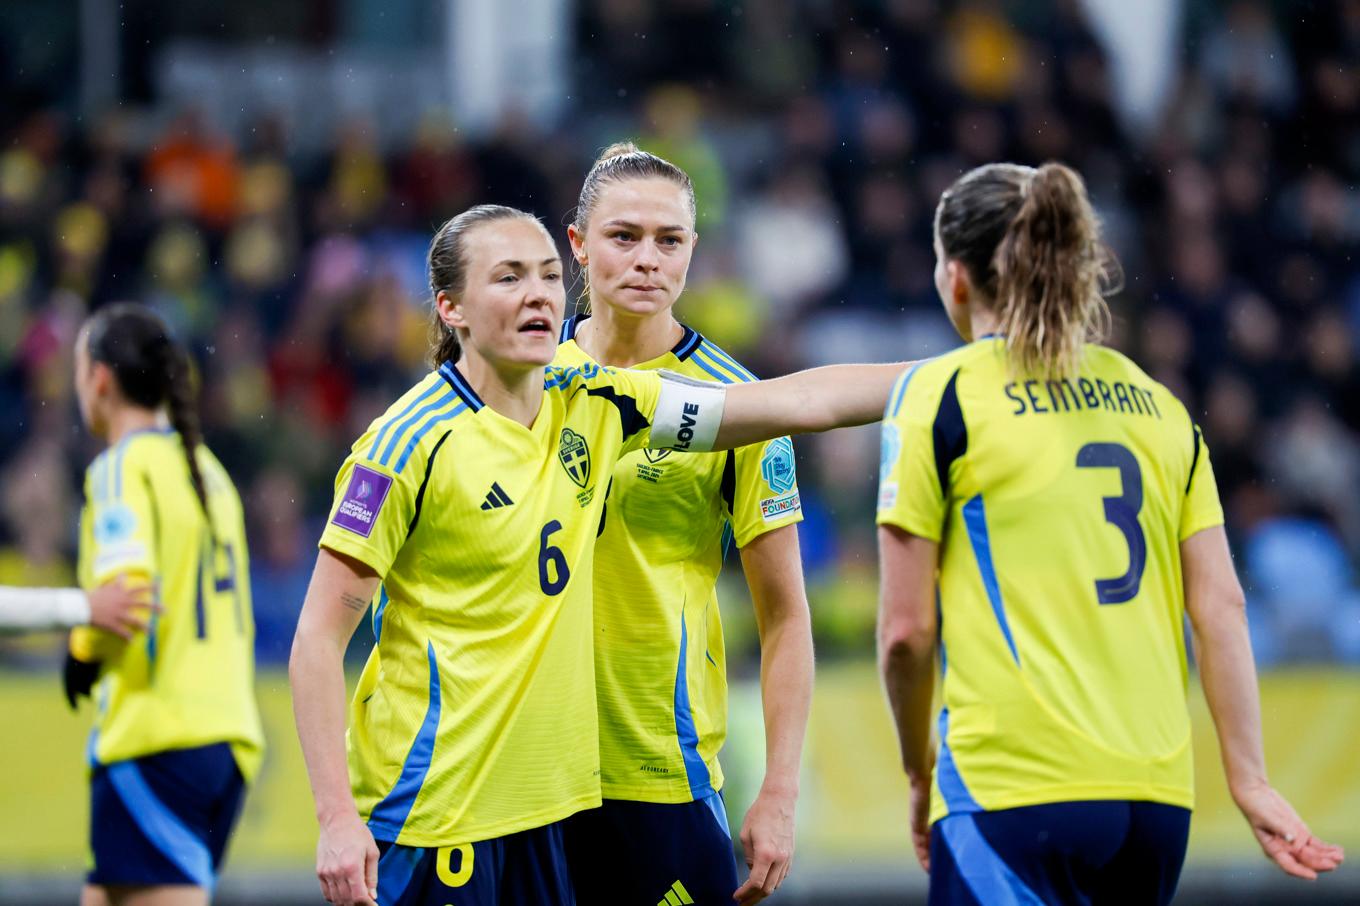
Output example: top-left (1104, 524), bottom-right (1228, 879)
top-left (877, 616), bottom-right (936, 674)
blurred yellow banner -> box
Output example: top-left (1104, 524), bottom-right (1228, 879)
top-left (1, 666), bottom-right (1356, 874)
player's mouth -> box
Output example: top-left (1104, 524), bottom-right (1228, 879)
top-left (626, 284), bottom-right (661, 292)
top-left (517, 317), bottom-right (554, 335)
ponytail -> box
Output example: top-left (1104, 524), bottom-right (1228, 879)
top-left (935, 162), bottom-right (1118, 377)
top-left (84, 303), bottom-right (213, 531)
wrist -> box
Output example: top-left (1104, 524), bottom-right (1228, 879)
top-left (316, 799), bottom-right (360, 829)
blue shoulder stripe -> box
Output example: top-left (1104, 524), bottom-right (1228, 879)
top-left (369, 379), bottom-right (446, 461)
top-left (888, 361), bottom-right (923, 419)
top-left (392, 402), bottom-right (466, 473)
top-left (376, 387), bottom-right (459, 468)
top-left (699, 340), bottom-right (757, 381)
top-left (689, 348), bottom-right (736, 384)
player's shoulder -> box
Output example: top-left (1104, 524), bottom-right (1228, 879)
top-left (1084, 344), bottom-right (1191, 422)
top-left (357, 366), bottom-right (477, 476)
top-left (676, 330), bottom-right (758, 384)
top-left (882, 342), bottom-right (982, 423)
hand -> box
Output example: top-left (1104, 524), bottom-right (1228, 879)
top-left (1232, 779), bottom-right (1345, 880)
top-left (734, 787), bottom-right (797, 904)
top-left (62, 652), bottom-right (100, 710)
top-left (316, 811), bottom-right (380, 905)
top-left (908, 774), bottom-right (932, 873)
top-left (87, 576), bottom-right (159, 639)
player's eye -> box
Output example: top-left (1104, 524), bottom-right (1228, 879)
top-left (660, 235), bottom-right (682, 247)
top-left (611, 231), bottom-right (634, 242)
top-left (544, 272), bottom-right (562, 282)
top-left (497, 273), bottom-right (518, 284)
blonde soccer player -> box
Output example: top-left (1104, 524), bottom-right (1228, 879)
top-left (556, 144), bottom-right (809, 906)
top-left (290, 204), bottom-right (909, 906)
top-left (66, 303), bottom-right (264, 906)
top-left (876, 162), bottom-right (1344, 904)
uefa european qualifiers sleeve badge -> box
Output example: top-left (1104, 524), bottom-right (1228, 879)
top-left (332, 464), bottom-right (394, 538)
top-left (559, 428), bottom-right (596, 507)
top-left (759, 437), bottom-right (801, 523)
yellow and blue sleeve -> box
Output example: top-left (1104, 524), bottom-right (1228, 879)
top-left (592, 366), bottom-right (664, 454)
top-left (876, 363), bottom-right (950, 541)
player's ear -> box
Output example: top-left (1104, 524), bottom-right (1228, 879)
top-left (947, 260), bottom-right (971, 309)
top-left (436, 289), bottom-right (467, 330)
top-left (566, 224), bottom-right (588, 267)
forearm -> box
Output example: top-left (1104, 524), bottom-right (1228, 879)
top-left (290, 630), bottom-right (360, 824)
top-left (757, 615), bottom-right (814, 794)
top-left (880, 638), bottom-right (936, 779)
top-left (1193, 604), bottom-right (1268, 794)
top-left (716, 363), bottom-right (910, 450)
top-left (0, 586), bottom-right (88, 633)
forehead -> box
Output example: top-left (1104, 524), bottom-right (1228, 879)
top-left (592, 177), bottom-right (692, 228)
top-left (462, 218), bottom-right (557, 268)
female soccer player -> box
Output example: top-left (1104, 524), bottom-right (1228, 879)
top-left (876, 162), bottom-right (1344, 904)
top-left (291, 204), bottom-right (906, 906)
top-left (65, 303), bottom-right (264, 906)
top-left (556, 144), bottom-right (808, 906)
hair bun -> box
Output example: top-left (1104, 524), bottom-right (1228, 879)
top-left (596, 142), bottom-right (640, 165)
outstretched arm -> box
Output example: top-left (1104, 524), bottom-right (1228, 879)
top-left (1182, 526), bottom-right (1344, 879)
top-left (0, 577), bottom-right (154, 637)
top-left (290, 547), bottom-right (382, 906)
top-left (877, 524), bottom-right (939, 872)
top-left (715, 363), bottom-right (911, 450)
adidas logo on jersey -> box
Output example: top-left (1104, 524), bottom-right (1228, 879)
top-left (480, 482), bottom-right (514, 510)
top-left (656, 880), bottom-right (694, 906)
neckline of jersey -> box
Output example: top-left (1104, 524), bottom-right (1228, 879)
top-left (563, 314), bottom-right (701, 366)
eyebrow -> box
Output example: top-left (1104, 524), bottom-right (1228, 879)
top-left (492, 257), bottom-right (562, 269)
top-left (601, 219), bottom-right (688, 234)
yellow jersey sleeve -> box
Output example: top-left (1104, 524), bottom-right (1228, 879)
top-left (729, 436), bottom-right (802, 547)
top-left (1180, 425), bottom-right (1225, 540)
top-left (876, 362), bottom-right (949, 541)
top-left (84, 448), bottom-right (158, 585)
top-left (586, 366), bottom-right (663, 455)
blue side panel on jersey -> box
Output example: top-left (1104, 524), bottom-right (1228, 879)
top-left (700, 341), bottom-right (757, 381)
top-left (376, 842), bottom-right (423, 905)
top-left (701, 790), bottom-right (732, 840)
top-left (378, 388), bottom-right (458, 467)
top-left (107, 761), bottom-right (216, 891)
top-left (367, 642), bottom-right (442, 839)
top-left (936, 708), bottom-right (981, 813)
top-left (393, 402), bottom-right (466, 473)
top-left (370, 379), bottom-right (445, 461)
top-left (673, 617), bottom-right (713, 799)
top-left (939, 814), bottom-right (1047, 906)
top-left (888, 361), bottom-right (923, 419)
top-left (372, 585), bottom-right (389, 644)
top-left (961, 495), bottom-right (1020, 665)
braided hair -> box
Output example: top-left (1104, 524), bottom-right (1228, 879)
top-left (84, 303), bottom-right (212, 528)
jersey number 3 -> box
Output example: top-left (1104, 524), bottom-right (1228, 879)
top-left (1076, 442), bottom-right (1146, 604)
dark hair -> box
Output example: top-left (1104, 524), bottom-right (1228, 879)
top-left (934, 161), bottom-right (1118, 377)
top-left (426, 204), bottom-right (548, 367)
top-left (84, 303), bottom-right (212, 527)
top-left (573, 142), bottom-right (696, 311)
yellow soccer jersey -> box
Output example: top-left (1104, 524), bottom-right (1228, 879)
top-left (556, 316), bottom-right (803, 803)
top-left (72, 428), bottom-right (264, 782)
top-left (877, 337), bottom-right (1224, 824)
top-left (320, 360), bottom-right (668, 846)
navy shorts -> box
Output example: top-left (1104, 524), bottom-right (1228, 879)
top-left (88, 742), bottom-right (246, 892)
top-left (564, 793), bottom-right (740, 906)
top-left (929, 800), bottom-right (1192, 906)
top-left (375, 821), bottom-right (573, 906)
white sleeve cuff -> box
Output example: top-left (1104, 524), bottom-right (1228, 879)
top-left (650, 370), bottom-right (727, 453)
top-left (0, 586), bottom-right (90, 633)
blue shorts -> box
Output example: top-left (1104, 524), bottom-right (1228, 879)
top-left (88, 742), bottom-right (245, 892)
top-left (563, 793), bottom-right (740, 906)
top-left (929, 800), bottom-right (1192, 906)
top-left (374, 821), bottom-right (573, 906)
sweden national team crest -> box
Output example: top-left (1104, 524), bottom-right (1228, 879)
top-left (644, 448), bottom-right (672, 464)
top-left (559, 428), bottom-right (591, 488)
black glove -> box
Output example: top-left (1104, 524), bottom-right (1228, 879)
top-left (63, 652), bottom-right (100, 710)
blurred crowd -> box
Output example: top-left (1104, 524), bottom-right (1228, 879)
top-left (1, 0), bottom-right (1358, 663)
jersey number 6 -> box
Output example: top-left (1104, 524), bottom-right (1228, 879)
top-left (1076, 442), bottom-right (1146, 605)
top-left (538, 520), bottom-right (570, 596)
